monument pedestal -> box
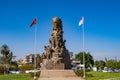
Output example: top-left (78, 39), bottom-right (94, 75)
top-left (41, 59), bottom-right (64, 70)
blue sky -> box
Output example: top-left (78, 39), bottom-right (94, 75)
top-left (0, 0), bottom-right (120, 60)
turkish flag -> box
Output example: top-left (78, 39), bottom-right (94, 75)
top-left (30, 18), bottom-right (37, 27)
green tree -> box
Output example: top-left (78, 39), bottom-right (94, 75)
top-left (117, 61), bottom-right (120, 69)
top-left (0, 44), bottom-right (18, 73)
top-left (106, 59), bottom-right (117, 69)
top-left (0, 44), bottom-right (13, 64)
top-left (75, 52), bottom-right (94, 68)
top-left (0, 44), bottom-right (10, 57)
top-left (9, 61), bottom-right (18, 70)
top-left (36, 54), bottom-right (42, 68)
top-left (95, 60), bottom-right (105, 70)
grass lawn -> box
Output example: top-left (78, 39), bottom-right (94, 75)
top-left (0, 74), bottom-right (33, 80)
top-left (86, 72), bottom-right (120, 80)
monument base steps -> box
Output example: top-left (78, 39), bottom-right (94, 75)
top-left (39, 70), bottom-right (84, 80)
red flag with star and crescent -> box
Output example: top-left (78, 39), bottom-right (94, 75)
top-left (30, 18), bottom-right (37, 27)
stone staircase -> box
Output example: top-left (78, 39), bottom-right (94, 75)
top-left (39, 70), bottom-right (84, 80)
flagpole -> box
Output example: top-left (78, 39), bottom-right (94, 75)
top-left (34, 21), bottom-right (37, 80)
top-left (82, 16), bottom-right (85, 78)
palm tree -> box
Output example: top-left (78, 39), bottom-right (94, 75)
top-left (0, 44), bottom-right (10, 57)
top-left (0, 44), bottom-right (11, 64)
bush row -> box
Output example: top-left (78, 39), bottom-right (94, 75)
top-left (18, 64), bottom-right (34, 70)
top-left (74, 69), bottom-right (93, 78)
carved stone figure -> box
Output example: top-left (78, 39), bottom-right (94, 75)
top-left (41, 17), bottom-right (71, 69)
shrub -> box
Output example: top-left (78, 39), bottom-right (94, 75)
top-left (29, 71), bottom-right (40, 79)
top-left (85, 69), bottom-right (91, 72)
top-left (0, 64), bottom-right (6, 74)
top-left (74, 70), bottom-right (84, 77)
top-left (9, 65), bottom-right (18, 71)
top-left (74, 70), bottom-right (93, 78)
top-left (18, 64), bottom-right (34, 70)
top-left (86, 73), bottom-right (94, 77)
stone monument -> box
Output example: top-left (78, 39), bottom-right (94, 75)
top-left (41, 17), bottom-right (71, 70)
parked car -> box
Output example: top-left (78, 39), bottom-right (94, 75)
top-left (9, 71), bottom-right (16, 74)
top-left (9, 70), bottom-right (22, 74)
top-left (71, 67), bottom-right (78, 70)
top-left (108, 68), bottom-right (114, 72)
top-left (114, 69), bottom-right (120, 72)
top-left (102, 67), bottom-right (108, 72)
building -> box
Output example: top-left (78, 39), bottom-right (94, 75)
top-left (69, 52), bottom-right (73, 60)
top-left (24, 54), bottom-right (34, 65)
top-left (17, 59), bottom-right (24, 67)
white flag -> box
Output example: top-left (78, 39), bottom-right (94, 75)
top-left (79, 16), bottom-right (84, 26)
